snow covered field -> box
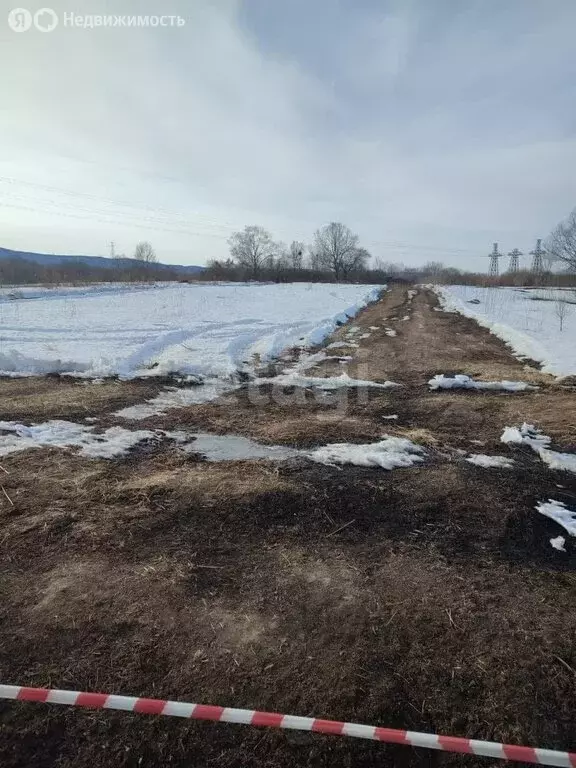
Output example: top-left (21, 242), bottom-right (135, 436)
top-left (0, 282), bottom-right (168, 303)
top-left (435, 285), bottom-right (576, 376)
top-left (0, 282), bottom-right (380, 378)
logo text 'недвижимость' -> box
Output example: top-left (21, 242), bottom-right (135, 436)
top-left (7, 8), bottom-right (186, 32)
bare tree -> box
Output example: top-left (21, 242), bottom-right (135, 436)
top-left (546, 209), bottom-right (576, 271)
top-left (307, 246), bottom-right (322, 272)
top-left (228, 225), bottom-right (277, 279)
top-left (343, 246), bottom-right (370, 279)
top-left (554, 296), bottom-right (571, 331)
top-left (313, 222), bottom-right (360, 281)
top-left (133, 241), bottom-right (157, 263)
top-left (288, 240), bottom-right (304, 270)
top-left (423, 261), bottom-right (446, 277)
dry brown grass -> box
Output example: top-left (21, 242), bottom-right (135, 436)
top-left (392, 427), bottom-right (439, 445)
top-left (455, 360), bottom-right (550, 385)
top-left (252, 413), bottom-right (381, 445)
top-left (119, 460), bottom-right (297, 500)
top-left (0, 376), bottom-right (162, 421)
top-left (412, 390), bottom-right (576, 447)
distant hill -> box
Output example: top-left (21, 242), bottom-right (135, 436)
top-left (0, 247), bottom-right (204, 275)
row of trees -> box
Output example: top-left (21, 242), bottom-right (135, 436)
top-left (0, 257), bottom-right (180, 286)
top-left (6, 207), bottom-right (576, 287)
top-left (206, 222), bottom-right (373, 283)
top-left (0, 241), bottom-right (162, 286)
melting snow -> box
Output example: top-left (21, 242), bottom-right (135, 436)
top-left (536, 500), bottom-right (576, 537)
top-left (429, 374), bottom-right (535, 392)
top-left (0, 420), bottom-right (157, 458)
top-left (501, 422), bottom-right (550, 449)
top-left (327, 341), bottom-right (358, 349)
top-left (501, 423), bottom-right (576, 473)
top-left (550, 536), bottom-right (566, 552)
top-left (385, 329), bottom-right (397, 337)
top-left (255, 373), bottom-right (400, 390)
top-left (309, 436), bottom-right (425, 470)
top-left (0, 416), bottom-right (428, 475)
top-left (116, 379), bottom-right (238, 420)
top-left (466, 454), bottom-right (515, 469)
top-left (183, 433), bottom-right (427, 470)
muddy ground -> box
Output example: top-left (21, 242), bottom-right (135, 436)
top-left (0, 287), bottom-right (575, 767)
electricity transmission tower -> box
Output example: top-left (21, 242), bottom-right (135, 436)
top-left (507, 248), bottom-right (522, 273)
top-left (109, 241), bottom-right (116, 259)
top-left (530, 239), bottom-right (545, 274)
top-left (488, 242), bottom-right (502, 276)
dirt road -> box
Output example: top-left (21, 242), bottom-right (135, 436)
top-left (0, 287), bottom-right (574, 767)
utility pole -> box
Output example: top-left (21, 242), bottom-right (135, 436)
top-left (488, 242), bottom-right (502, 276)
top-left (507, 248), bottom-right (522, 273)
top-left (530, 238), bottom-right (545, 275)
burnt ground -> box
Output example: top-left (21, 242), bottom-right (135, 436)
top-left (0, 287), bottom-right (575, 768)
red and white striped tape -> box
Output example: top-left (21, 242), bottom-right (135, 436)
top-left (1, 684), bottom-right (574, 766)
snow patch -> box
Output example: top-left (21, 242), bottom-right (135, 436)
top-left (116, 378), bottom-right (238, 420)
top-left (385, 329), bottom-right (397, 337)
top-left (429, 374), bottom-right (535, 392)
top-left (550, 536), bottom-right (566, 552)
top-left (0, 420), bottom-right (157, 458)
top-left (536, 500), bottom-right (576, 537)
top-left (501, 423), bottom-right (576, 474)
top-left (255, 373), bottom-right (400, 390)
top-left (501, 422), bottom-right (550, 449)
top-left (466, 454), bottom-right (514, 469)
top-left (309, 436), bottom-right (425, 470)
top-left (327, 341), bottom-right (358, 349)
top-left (285, 350), bottom-right (328, 374)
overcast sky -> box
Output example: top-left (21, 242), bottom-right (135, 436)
top-left (1, 0), bottom-right (575, 270)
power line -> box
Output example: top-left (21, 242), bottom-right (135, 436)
top-left (0, 175), bottom-right (488, 259)
top-left (1, 175), bottom-right (541, 268)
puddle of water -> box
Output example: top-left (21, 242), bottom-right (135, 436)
top-left (183, 433), bottom-right (301, 462)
